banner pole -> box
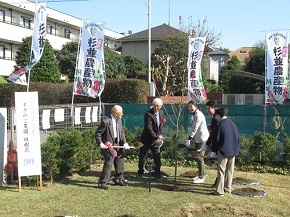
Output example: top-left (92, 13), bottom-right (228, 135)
top-left (98, 96), bottom-right (102, 123)
top-left (26, 69), bottom-right (32, 92)
top-left (71, 19), bottom-right (83, 119)
top-left (26, 0), bottom-right (38, 92)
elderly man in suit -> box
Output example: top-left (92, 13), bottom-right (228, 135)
top-left (210, 107), bottom-right (240, 196)
top-left (96, 105), bottom-right (130, 190)
top-left (137, 98), bottom-right (165, 180)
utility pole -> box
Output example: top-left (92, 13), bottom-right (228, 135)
top-left (148, 0), bottom-right (155, 96)
top-left (168, 0), bottom-right (170, 25)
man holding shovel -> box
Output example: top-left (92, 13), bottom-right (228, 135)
top-left (137, 98), bottom-right (165, 181)
top-left (96, 105), bottom-right (130, 190)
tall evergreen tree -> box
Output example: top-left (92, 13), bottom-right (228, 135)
top-left (15, 36), bottom-right (61, 83)
top-left (57, 41), bottom-right (78, 81)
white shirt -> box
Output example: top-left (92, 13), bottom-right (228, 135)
top-left (155, 112), bottom-right (160, 128)
top-left (111, 115), bottom-right (118, 139)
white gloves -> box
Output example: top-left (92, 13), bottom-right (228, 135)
top-left (123, 143), bottom-right (130, 150)
top-left (200, 145), bottom-right (208, 151)
top-left (100, 142), bottom-right (107, 149)
top-left (210, 152), bottom-right (217, 158)
top-left (185, 140), bottom-right (191, 147)
top-left (158, 135), bottom-right (164, 147)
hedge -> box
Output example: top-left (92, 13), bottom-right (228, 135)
top-left (0, 78), bottom-right (149, 107)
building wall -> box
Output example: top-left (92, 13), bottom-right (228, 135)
top-left (121, 40), bottom-right (159, 63)
top-left (0, 0), bottom-right (124, 76)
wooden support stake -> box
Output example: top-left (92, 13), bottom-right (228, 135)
top-left (39, 175), bottom-right (43, 191)
top-left (18, 176), bottom-right (22, 192)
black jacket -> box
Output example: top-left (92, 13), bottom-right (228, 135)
top-left (140, 108), bottom-right (164, 146)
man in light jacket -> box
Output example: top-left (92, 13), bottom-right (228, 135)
top-left (185, 100), bottom-right (209, 184)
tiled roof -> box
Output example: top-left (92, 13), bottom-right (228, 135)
top-left (118, 23), bottom-right (182, 42)
top-left (229, 47), bottom-right (254, 62)
top-left (209, 50), bottom-right (229, 56)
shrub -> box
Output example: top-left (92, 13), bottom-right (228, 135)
top-left (249, 131), bottom-right (278, 164)
top-left (41, 134), bottom-right (62, 182)
top-left (161, 126), bottom-right (191, 166)
top-left (236, 135), bottom-right (255, 165)
top-left (41, 128), bottom-right (101, 181)
top-left (282, 133), bottom-right (290, 167)
top-left (0, 75), bottom-right (7, 83)
top-left (0, 79), bottom-right (148, 107)
top-left (81, 127), bottom-right (101, 166)
top-left (123, 126), bottom-right (142, 161)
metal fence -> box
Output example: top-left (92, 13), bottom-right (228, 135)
top-left (6, 102), bottom-right (110, 144)
top-left (4, 103), bottom-right (290, 145)
top-left (119, 103), bottom-right (290, 140)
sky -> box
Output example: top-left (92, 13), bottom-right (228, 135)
top-left (42, 0), bottom-right (290, 51)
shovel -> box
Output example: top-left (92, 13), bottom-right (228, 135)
top-left (105, 142), bottom-right (144, 149)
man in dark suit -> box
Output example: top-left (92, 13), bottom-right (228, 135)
top-left (210, 107), bottom-right (240, 196)
top-left (202, 100), bottom-right (218, 187)
top-left (137, 98), bottom-right (165, 180)
top-left (96, 105), bottom-right (130, 190)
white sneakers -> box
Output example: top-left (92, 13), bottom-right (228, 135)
top-left (192, 174), bottom-right (207, 184)
top-left (192, 177), bottom-right (205, 184)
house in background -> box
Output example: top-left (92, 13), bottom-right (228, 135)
top-left (0, 0), bottom-right (124, 77)
top-left (116, 23), bottom-right (181, 64)
top-left (228, 47), bottom-right (253, 65)
top-left (206, 50), bottom-right (229, 83)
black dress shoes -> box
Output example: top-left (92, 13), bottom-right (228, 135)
top-left (98, 185), bottom-right (109, 190)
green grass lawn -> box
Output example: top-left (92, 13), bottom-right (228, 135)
top-left (1, 162), bottom-right (289, 217)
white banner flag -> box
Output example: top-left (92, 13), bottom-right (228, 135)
top-left (266, 31), bottom-right (289, 104)
top-left (74, 21), bottom-right (106, 98)
top-left (7, 1), bottom-right (46, 85)
top-left (15, 92), bottom-right (42, 177)
top-left (187, 37), bottom-right (207, 104)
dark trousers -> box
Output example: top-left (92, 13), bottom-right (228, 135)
top-left (194, 141), bottom-right (206, 178)
top-left (138, 143), bottom-right (161, 177)
top-left (98, 149), bottom-right (124, 185)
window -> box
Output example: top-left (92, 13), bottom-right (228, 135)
top-left (64, 29), bottom-right (70, 39)
top-left (0, 45), bottom-right (5, 59)
top-left (0, 10), bottom-right (4, 22)
top-left (47, 24), bottom-right (53, 34)
top-left (20, 16), bottom-right (31, 29)
top-left (239, 50), bottom-right (247, 54)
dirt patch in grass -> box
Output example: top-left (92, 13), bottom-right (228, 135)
top-left (177, 203), bottom-right (272, 217)
top-left (180, 171), bottom-right (198, 178)
top-left (162, 184), bottom-right (193, 191)
top-left (232, 187), bottom-right (266, 197)
top-left (232, 177), bottom-right (259, 185)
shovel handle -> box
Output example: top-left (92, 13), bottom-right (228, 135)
top-left (105, 146), bottom-right (136, 149)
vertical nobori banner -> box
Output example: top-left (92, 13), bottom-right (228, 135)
top-left (15, 92), bottom-right (41, 177)
top-left (266, 31), bottom-right (289, 104)
top-left (187, 37), bottom-right (207, 103)
top-left (7, 1), bottom-right (46, 85)
top-left (74, 21), bottom-right (106, 98)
